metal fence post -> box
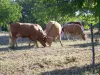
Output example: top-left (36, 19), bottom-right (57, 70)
top-left (90, 23), bottom-right (95, 74)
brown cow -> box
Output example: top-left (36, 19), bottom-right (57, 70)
top-left (16, 34), bottom-right (37, 47)
top-left (45, 21), bottom-right (63, 47)
top-left (62, 22), bottom-right (84, 32)
top-left (9, 22), bottom-right (47, 48)
top-left (62, 24), bottom-right (86, 40)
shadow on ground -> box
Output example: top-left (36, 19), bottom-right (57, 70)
top-left (0, 44), bottom-right (45, 51)
top-left (0, 34), bottom-right (37, 51)
top-left (69, 42), bottom-right (100, 48)
top-left (41, 63), bottom-right (100, 75)
top-left (0, 36), bottom-right (9, 45)
top-left (8, 45), bottom-right (36, 51)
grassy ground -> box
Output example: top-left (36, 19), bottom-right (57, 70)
top-left (0, 31), bottom-right (100, 75)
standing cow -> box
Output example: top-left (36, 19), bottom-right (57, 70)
top-left (45, 21), bottom-right (63, 47)
top-left (62, 24), bottom-right (86, 40)
top-left (68, 22), bottom-right (84, 31)
top-left (9, 22), bottom-right (47, 48)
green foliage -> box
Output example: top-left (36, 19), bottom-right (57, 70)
top-left (16, 0), bottom-right (66, 28)
top-left (0, 0), bottom-right (22, 29)
top-left (0, 0), bottom-right (100, 31)
top-left (8, 2), bottom-right (22, 22)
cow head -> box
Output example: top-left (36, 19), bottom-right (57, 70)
top-left (40, 30), bottom-right (53, 47)
top-left (81, 33), bottom-right (86, 40)
top-left (38, 33), bottom-right (47, 47)
top-left (46, 36), bottom-right (53, 47)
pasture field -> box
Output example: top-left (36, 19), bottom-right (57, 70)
top-left (0, 30), bottom-right (100, 75)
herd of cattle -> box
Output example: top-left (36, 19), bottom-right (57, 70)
top-left (9, 21), bottom-right (86, 48)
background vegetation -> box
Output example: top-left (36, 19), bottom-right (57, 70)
top-left (0, 0), bottom-right (100, 31)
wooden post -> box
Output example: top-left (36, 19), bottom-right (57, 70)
top-left (90, 23), bottom-right (95, 74)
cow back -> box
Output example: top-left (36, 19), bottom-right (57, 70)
top-left (46, 21), bottom-right (62, 38)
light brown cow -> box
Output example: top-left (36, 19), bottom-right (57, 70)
top-left (62, 24), bottom-right (86, 40)
top-left (9, 22), bottom-right (47, 48)
top-left (45, 21), bottom-right (63, 47)
top-left (16, 23), bottom-right (45, 47)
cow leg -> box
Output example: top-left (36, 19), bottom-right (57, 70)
top-left (66, 33), bottom-right (70, 40)
top-left (47, 40), bottom-right (52, 47)
top-left (73, 34), bottom-right (77, 41)
top-left (13, 40), bottom-right (17, 47)
top-left (9, 32), bottom-right (16, 48)
top-left (64, 32), bottom-right (70, 40)
top-left (9, 34), bottom-right (12, 46)
top-left (16, 37), bottom-right (23, 47)
top-left (28, 40), bottom-right (31, 46)
top-left (58, 35), bottom-right (63, 47)
top-left (72, 35), bottom-right (75, 41)
top-left (35, 41), bottom-right (39, 47)
top-left (63, 32), bottom-right (66, 40)
top-left (11, 37), bottom-right (17, 48)
top-left (46, 36), bottom-right (53, 47)
top-left (63, 33), bottom-right (67, 40)
top-left (28, 40), bottom-right (37, 47)
top-left (28, 37), bottom-right (39, 47)
top-left (28, 37), bottom-right (33, 47)
top-left (71, 33), bottom-right (75, 41)
top-left (14, 38), bottom-right (17, 47)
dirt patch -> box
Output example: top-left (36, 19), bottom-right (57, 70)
top-left (0, 31), bottom-right (100, 75)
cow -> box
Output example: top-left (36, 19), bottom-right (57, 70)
top-left (62, 24), bottom-right (86, 40)
top-left (63, 22), bottom-right (84, 30)
top-left (16, 23), bottom-right (45, 47)
top-left (45, 21), bottom-right (63, 47)
top-left (67, 22), bottom-right (84, 31)
top-left (9, 22), bottom-right (47, 48)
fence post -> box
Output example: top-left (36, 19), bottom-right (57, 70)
top-left (90, 23), bottom-right (95, 74)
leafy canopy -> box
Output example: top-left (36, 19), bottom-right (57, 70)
top-left (0, 0), bottom-right (22, 27)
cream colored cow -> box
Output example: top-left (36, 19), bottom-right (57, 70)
top-left (45, 21), bottom-right (63, 47)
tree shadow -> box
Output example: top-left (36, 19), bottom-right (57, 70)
top-left (0, 45), bottom-right (35, 51)
top-left (0, 47), bottom-right (10, 51)
top-left (0, 44), bottom-right (45, 51)
top-left (8, 45), bottom-right (35, 51)
top-left (0, 35), bottom-right (9, 45)
top-left (88, 32), bottom-right (100, 39)
top-left (69, 42), bottom-right (100, 48)
top-left (41, 63), bottom-right (100, 75)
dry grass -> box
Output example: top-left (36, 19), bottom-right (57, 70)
top-left (0, 31), bottom-right (100, 75)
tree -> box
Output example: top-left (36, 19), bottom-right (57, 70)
top-left (56, 0), bottom-right (100, 32)
top-left (16, 0), bottom-right (65, 29)
top-left (93, 0), bottom-right (100, 32)
top-left (0, 0), bottom-right (22, 30)
top-left (15, 0), bottom-right (100, 31)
